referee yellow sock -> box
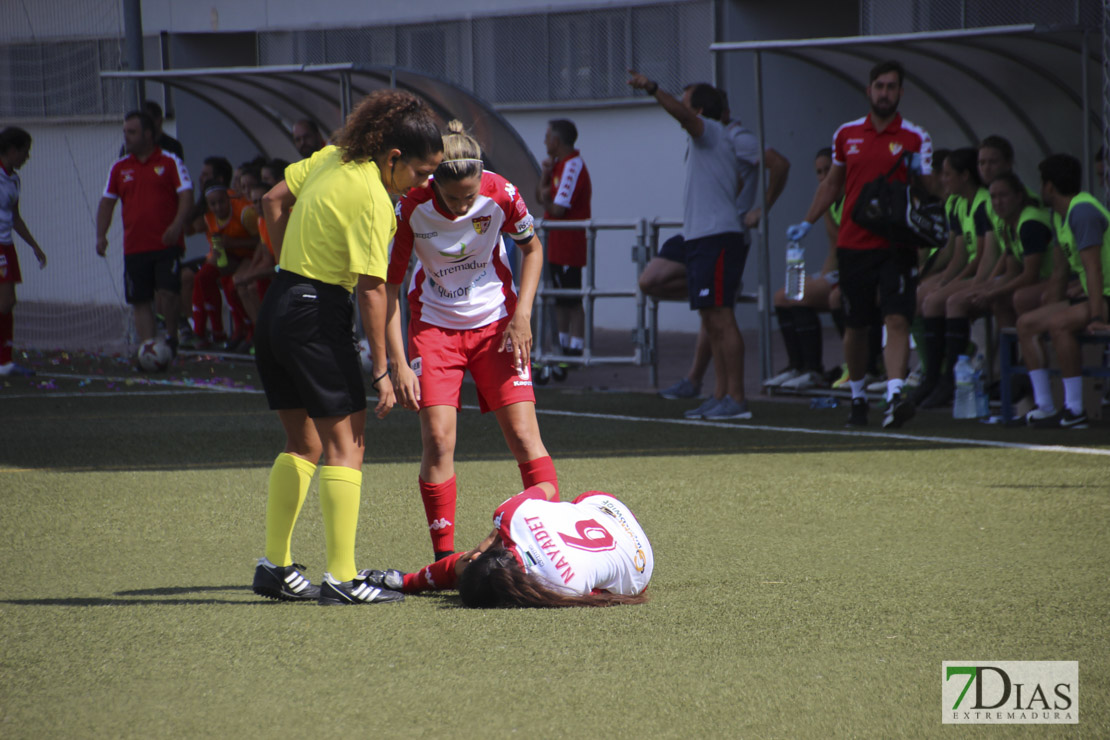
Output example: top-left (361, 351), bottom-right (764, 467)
top-left (319, 465), bottom-right (363, 582)
top-left (264, 453), bottom-right (317, 567)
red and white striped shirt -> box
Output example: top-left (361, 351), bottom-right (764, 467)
top-left (388, 171), bottom-right (535, 330)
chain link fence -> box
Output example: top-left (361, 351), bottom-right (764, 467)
top-left (257, 1), bottom-right (712, 106)
top-left (860, 0), bottom-right (1101, 35)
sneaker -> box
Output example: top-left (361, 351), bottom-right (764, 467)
top-left (865, 377), bottom-right (888, 394)
top-left (763, 368), bottom-right (801, 388)
top-left (882, 393), bottom-right (916, 429)
top-left (252, 557), bottom-right (320, 601)
top-left (659, 377), bottom-right (701, 400)
top-left (701, 396), bottom-right (753, 420)
top-left (780, 371), bottom-right (821, 391)
top-left (364, 569), bottom-right (406, 591)
top-left (846, 397), bottom-right (869, 427)
top-left (318, 570), bottom-right (405, 605)
top-left (831, 364), bottom-right (851, 389)
top-left (0, 362), bottom-right (35, 377)
top-left (684, 396), bottom-right (722, 419)
top-left (1024, 406), bottom-right (1058, 426)
top-left (1030, 408), bottom-right (1089, 430)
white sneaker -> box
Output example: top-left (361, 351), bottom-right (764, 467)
top-left (1024, 406), bottom-right (1058, 425)
top-left (865, 377), bottom-right (888, 393)
top-left (780, 371), bottom-right (820, 391)
top-left (763, 368), bottom-right (801, 388)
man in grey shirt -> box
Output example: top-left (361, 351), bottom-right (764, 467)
top-left (628, 71), bottom-right (751, 419)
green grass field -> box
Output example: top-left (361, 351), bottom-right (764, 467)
top-left (2, 355), bottom-right (1108, 738)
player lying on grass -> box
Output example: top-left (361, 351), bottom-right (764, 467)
top-left (365, 481), bottom-right (653, 608)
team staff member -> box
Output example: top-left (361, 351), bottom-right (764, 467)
top-left (251, 90), bottom-right (443, 605)
top-left (1018, 154), bottom-right (1110, 429)
top-left (0, 127), bottom-right (47, 378)
top-left (96, 111), bottom-right (193, 357)
top-left (536, 119), bottom-right (592, 357)
top-left (364, 481), bottom-right (653, 609)
top-left (787, 60), bottom-right (933, 429)
top-left (386, 121), bottom-right (558, 562)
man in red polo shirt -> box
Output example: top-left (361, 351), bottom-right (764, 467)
top-left (788, 60), bottom-right (933, 429)
top-left (96, 111), bottom-right (193, 358)
top-left (536, 119), bottom-right (592, 357)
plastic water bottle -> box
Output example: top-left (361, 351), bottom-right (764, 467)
top-left (785, 241), bottom-right (805, 301)
top-left (973, 355), bottom-right (990, 418)
top-left (952, 354), bottom-right (976, 419)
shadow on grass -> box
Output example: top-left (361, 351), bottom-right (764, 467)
top-left (1, 585), bottom-right (270, 607)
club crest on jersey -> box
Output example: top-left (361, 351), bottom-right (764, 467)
top-left (154, 165), bottom-right (165, 176)
top-left (471, 215), bottom-right (492, 235)
top-left (889, 142), bottom-right (903, 157)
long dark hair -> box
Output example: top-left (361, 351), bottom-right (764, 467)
top-left (456, 541), bottom-right (649, 608)
top-left (947, 147), bottom-right (983, 188)
top-left (331, 89), bottom-right (442, 165)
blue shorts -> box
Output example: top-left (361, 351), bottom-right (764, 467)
top-left (684, 232), bottom-right (749, 310)
top-left (658, 234), bottom-right (685, 263)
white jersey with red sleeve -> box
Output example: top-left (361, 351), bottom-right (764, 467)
top-left (387, 170), bottom-right (535, 330)
top-left (492, 488), bottom-right (654, 597)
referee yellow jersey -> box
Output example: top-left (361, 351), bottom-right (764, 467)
top-left (280, 145), bottom-right (396, 292)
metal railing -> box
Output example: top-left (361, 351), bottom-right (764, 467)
top-left (533, 218), bottom-right (652, 371)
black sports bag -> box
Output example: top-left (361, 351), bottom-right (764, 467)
top-left (851, 152), bottom-right (946, 248)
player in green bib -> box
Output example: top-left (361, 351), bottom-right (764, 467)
top-left (1016, 154), bottom-right (1110, 429)
top-left (914, 147), bottom-right (994, 406)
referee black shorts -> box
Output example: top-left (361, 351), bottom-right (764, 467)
top-left (254, 270), bottom-right (366, 418)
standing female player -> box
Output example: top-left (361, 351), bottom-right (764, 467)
top-left (366, 481), bottom-right (653, 608)
top-left (251, 90), bottom-right (443, 605)
top-left (386, 121), bottom-right (558, 562)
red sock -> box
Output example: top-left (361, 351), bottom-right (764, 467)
top-left (518, 456), bottom-right (558, 500)
top-left (419, 476), bottom-right (457, 554)
top-left (221, 276), bottom-right (248, 338)
top-left (197, 264), bottom-right (224, 336)
top-left (0, 310), bottom-right (12, 365)
top-left (402, 552), bottom-right (465, 592)
top-left (191, 276), bottom-right (207, 336)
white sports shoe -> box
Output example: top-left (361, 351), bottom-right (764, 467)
top-left (780, 371), bottom-right (821, 391)
top-left (763, 368), bottom-right (801, 388)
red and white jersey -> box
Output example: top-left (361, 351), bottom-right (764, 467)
top-left (544, 151), bottom-right (592, 266)
top-left (832, 112), bottom-right (932, 250)
top-left (0, 162), bottom-right (20, 245)
top-left (103, 148), bottom-right (192, 254)
top-left (493, 488), bottom-right (654, 597)
top-left (388, 171), bottom-right (535, 330)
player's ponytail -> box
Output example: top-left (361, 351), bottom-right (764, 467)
top-left (332, 89), bottom-right (442, 165)
top-left (435, 120), bottom-right (484, 182)
top-left (457, 542), bottom-right (649, 609)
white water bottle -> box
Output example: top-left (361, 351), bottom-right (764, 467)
top-left (785, 241), bottom-right (805, 301)
top-left (952, 354), bottom-right (976, 419)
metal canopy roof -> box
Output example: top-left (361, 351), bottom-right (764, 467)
top-left (711, 24), bottom-right (1102, 379)
top-left (712, 24), bottom-right (1101, 169)
top-left (101, 64), bottom-right (540, 208)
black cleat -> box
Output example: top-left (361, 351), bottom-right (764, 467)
top-left (882, 393), bottom-right (916, 429)
top-left (318, 570), bottom-right (405, 605)
top-left (846, 397), bottom-right (869, 427)
top-left (253, 558), bottom-right (320, 601)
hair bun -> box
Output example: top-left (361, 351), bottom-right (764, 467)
top-left (446, 119), bottom-right (466, 134)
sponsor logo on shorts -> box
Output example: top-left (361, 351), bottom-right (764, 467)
top-left (699, 288), bottom-right (710, 297)
top-left (410, 357), bottom-right (422, 376)
top-left (516, 363), bottom-right (531, 381)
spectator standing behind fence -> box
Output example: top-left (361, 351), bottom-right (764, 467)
top-left (787, 60), bottom-right (933, 429)
top-left (536, 119), bottom-right (592, 358)
top-left (1017, 153), bottom-right (1110, 430)
top-left (96, 111), bottom-right (194, 360)
top-left (627, 71), bottom-right (752, 420)
top-left (0, 127), bottom-right (47, 378)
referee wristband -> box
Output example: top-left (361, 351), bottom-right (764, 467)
top-left (371, 368), bottom-right (389, 388)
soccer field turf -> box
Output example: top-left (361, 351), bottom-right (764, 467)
top-left (1, 371), bottom-right (1107, 738)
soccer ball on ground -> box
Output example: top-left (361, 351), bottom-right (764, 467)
top-left (137, 338), bottom-right (173, 372)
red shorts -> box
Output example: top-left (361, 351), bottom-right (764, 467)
top-left (409, 316), bottom-right (535, 413)
top-left (0, 243), bottom-right (22, 284)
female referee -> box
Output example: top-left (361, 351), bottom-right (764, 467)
top-left (385, 121), bottom-right (558, 562)
top-left (365, 481), bottom-right (654, 608)
top-left (251, 90), bottom-right (443, 606)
